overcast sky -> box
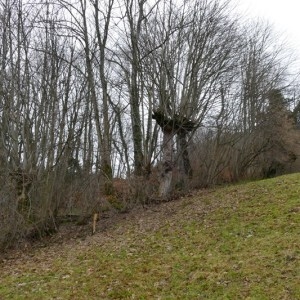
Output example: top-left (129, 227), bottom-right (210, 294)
top-left (237, 0), bottom-right (300, 56)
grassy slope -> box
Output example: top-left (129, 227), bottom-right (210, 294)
top-left (0, 174), bottom-right (299, 299)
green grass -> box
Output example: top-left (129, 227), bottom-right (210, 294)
top-left (1, 174), bottom-right (299, 299)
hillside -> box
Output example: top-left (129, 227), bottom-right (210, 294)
top-left (0, 174), bottom-right (299, 299)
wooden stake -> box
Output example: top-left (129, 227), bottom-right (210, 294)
top-left (92, 213), bottom-right (98, 235)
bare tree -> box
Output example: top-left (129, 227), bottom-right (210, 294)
top-left (239, 21), bottom-right (289, 132)
top-left (93, 0), bottom-right (114, 193)
top-left (145, 0), bottom-right (241, 197)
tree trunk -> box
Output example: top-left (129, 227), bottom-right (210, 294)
top-left (159, 130), bottom-right (174, 198)
top-left (177, 131), bottom-right (193, 189)
top-left (94, 0), bottom-right (114, 194)
top-left (125, 0), bottom-right (145, 176)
